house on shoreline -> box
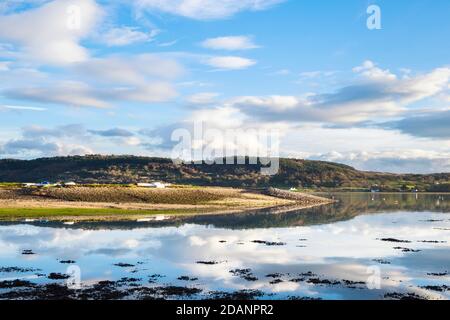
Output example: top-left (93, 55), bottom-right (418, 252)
top-left (137, 182), bottom-right (170, 188)
top-left (22, 181), bottom-right (77, 188)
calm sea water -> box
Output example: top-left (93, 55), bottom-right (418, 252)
top-left (0, 193), bottom-right (449, 300)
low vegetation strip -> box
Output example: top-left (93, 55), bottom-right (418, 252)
top-left (0, 207), bottom-right (201, 219)
top-left (0, 186), bottom-right (333, 220)
top-left (31, 187), bottom-right (227, 204)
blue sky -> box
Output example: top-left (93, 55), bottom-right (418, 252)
top-left (0, 0), bottom-right (449, 173)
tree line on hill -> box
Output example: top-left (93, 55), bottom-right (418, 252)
top-left (0, 155), bottom-right (449, 192)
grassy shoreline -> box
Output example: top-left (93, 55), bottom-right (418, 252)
top-left (0, 207), bottom-right (215, 221)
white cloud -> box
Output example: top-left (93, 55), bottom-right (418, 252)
top-left (187, 106), bottom-right (245, 129)
top-left (0, 61), bottom-right (10, 71)
top-left (100, 27), bottom-right (160, 46)
top-left (298, 70), bottom-right (337, 80)
top-left (112, 83), bottom-right (178, 103)
top-left (229, 63), bottom-right (450, 124)
top-left (143, 104), bottom-right (281, 159)
top-left (277, 122), bottom-right (450, 173)
top-left (22, 124), bottom-right (87, 139)
top-left (383, 109), bottom-right (450, 139)
top-left (5, 80), bottom-right (179, 107)
top-left (4, 54), bottom-right (184, 107)
top-left (395, 67), bottom-right (450, 103)
top-left (0, 43), bottom-right (16, 58)
top-left (89, 128), bottom-right (134, 137)
top-left (0, 3), bottom-right (185, 108)
top-left (186, 92), bottom-right (220, 104)
top-left (204, 56), bottom-right (256, 70)
top-left (201, 36), bottom-right (259, 50)
top-left (134, 0), bottom-right (285, 20)
top-left (353, 60), bottom-right (397, 82)
top-left (1, 135), bottom-right (94, 158)
top-left (90, 127), bottom-right (142, 146)
top-left (177, 81), bottom-right (213, 88)
top-left (76, 54), bottom-right (185, 84)
top-left (229, 95), bottom-right (301, 111)
top-left (0, 124), bottom-right (146, 158)
top-left (0, 104), bottom-right (46, 111)
top-left (5, 81), bottom-right (110, 108)
top-left (271, 69), bottom-right (291, 76)
top-left (148, 114), bottom-right (450, 173)
top-left (157, 40), bottom-right (178, 47)
top-left (0, 63), bottom-right (47, 86)
top-left (230, 93), bottom-right (374, 124)
top-left (311, 150), bottom-right (450, 174)
top-left (123, 136), bottom-right (141, 146)
top-left (0, 0), bottom-right (103, 65)
top-left (142, 59), bottom-right (450, 173)
top-left (2, 138), bottom-right (60, 155)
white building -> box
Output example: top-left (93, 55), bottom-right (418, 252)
top-left (137, 182), bottom-right (169, 188)
top-left (23, 183), bottom-right (38, 187)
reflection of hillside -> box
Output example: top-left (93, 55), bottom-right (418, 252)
top-left (328, 193), bottom-right (450, 215)
top-left (185, 194), bottom-right (450, 229)
top-left (0, 205), bottom-right (357, 230)
top-left (0, 194), bottom-right (448, 230)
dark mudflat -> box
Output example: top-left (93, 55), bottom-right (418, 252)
top-left (251, 240), bottom-right (286, 246)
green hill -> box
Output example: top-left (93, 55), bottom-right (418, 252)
top-left (0, 155), bottom-right (449, 192)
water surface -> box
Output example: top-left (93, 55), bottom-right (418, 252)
top-left (1, 193), bottom-right (449, 300)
